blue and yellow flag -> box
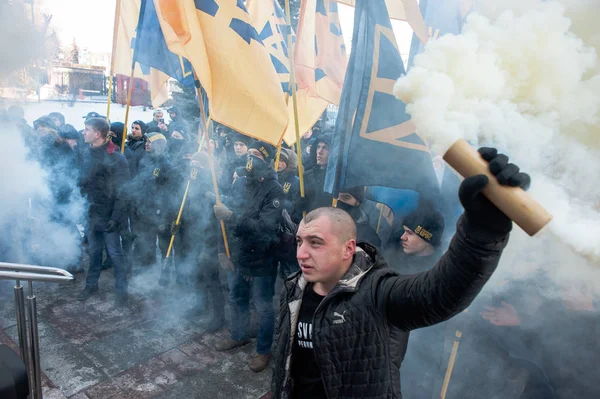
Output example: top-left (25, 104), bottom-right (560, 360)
top-left (154, 0), bottom-right (288, 146)
top-left (134, 0), bottom-right (195, 88)
top-left (296, 0), bottom-right (347, 105)
top-left (247, 0), bottom-right (294, 95)
top-left (324, 0), bottom-right (440, 203)
top-left (407, 0), bottom-right (472, 68)
top-left (114, 0), bottom-right (170, 107)
top-left (281, 0), bottom-right (348, 144)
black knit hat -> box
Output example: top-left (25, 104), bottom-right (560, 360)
top-left (33, 116), bottom-right (56, 130)
top-left (403, 202), bottom-right (445, 247)
top-left (110, 122), bottom-right (125, 145)
top-left (132, 120), bottom-right (147, 134)
top-left (279, 148), bottom-right (290, 166)
top-left (58, 124), bottom-right (79, 140)
top-left (231, 132), bottom-right (254, 147)
top-left (344, 186), bottom-right (365, 204)
top-left (249, 141), bottom-right (276, 163)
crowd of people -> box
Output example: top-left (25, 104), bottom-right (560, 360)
top-left (1, 103), bottom-right (598, 398)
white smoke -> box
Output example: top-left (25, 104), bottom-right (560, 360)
top-left (0, 126), bottom-right (85, 268)
top-left (394, 0), bottom-right (600, 263)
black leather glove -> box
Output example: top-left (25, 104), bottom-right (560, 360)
top-left (105, 220), bottom-right (120, 233)
top-left (297, 196), bottom-right (310, 213)
top-left (459, 147), bottom-right (531, 235)
top-left (170, 220), bottom-right (180, 235)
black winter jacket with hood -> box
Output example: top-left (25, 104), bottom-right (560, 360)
top-left (225, 167), bottom-right (284, 277)
top-left (80, 140), bottom-right (130, 231)
top-left (271, 216), bottom-right (508, 399)
top-left (303, 134), bottom-right (334, 212)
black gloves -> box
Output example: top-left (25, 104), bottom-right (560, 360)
top-left (459, 147), bottom-right (531, 236)
top-left (170, 220), bottom-right (180, 235)
top-left (105, 220), bottom-right (120, 233)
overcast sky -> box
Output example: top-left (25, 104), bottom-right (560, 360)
top-left (41, 0), bottom-right (415, 58)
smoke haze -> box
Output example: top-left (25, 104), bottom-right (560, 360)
top-left (394, 0), bottom-right (600, 262)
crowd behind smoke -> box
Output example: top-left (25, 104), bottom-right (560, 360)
top-left (0, 124), bottom-right (85, 268)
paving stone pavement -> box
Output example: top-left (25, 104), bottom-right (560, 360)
top-left (0, 267), bottom-right (271, 399)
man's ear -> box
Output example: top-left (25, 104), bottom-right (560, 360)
top-left (343, 239), bottom-right (356, 261)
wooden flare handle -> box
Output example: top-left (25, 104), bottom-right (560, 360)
top-left (443, 139), bottom-right (552, 236)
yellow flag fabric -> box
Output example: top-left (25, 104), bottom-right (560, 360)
top-left (155, 0), bottom-right (289, 146)
top-left (281, 0), bottom-right (348, 145)
top-left (113, 0), bottom-right (169, 108)
top-left (296, 0), bottom-right (348, 105)
top-left (247, 0), bottom-right (292, 94)
top-left (247, 0), bottom-right (328, 146)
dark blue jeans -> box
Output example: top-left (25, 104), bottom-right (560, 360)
top-left (86, 229), bottom-right (128, 292)
top-left (228, 271), bottom-right (276, 355)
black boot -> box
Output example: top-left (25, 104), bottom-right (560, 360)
top-left (78, 285), bottom-right (98, 301)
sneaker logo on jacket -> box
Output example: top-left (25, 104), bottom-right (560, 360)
top-left (333, 310), bottom-right (347, 325)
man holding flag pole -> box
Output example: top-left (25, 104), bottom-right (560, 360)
top-left (154, 0), bottom-right (290, 373)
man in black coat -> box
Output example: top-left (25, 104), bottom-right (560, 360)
top-left (146, 109), bottom-right (168, 134)
top-left (78, 118), bottom-right (130, 306)
top-left (126, 120), bottom-right (147, 178)
top-left (174, 151), bottom-right (225, 332)
top-left (271, 148), bottom-right (531, 399)
top-left (302, 133), bottom-right (334, 212)
top-left (212, 141), bottom-right (284, 373)
top-left (129, 133), bottom-right (179, 273)
top-left (384, 202), bottom-right (447, 398)
top-left (219, 132), bottom-right (254, 195)
top-left (336, 186), bottom-right (382, 249)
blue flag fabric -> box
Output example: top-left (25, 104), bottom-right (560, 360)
top-left (366, 186), bottom-right (420, 223)
top-left (407, 0), bottom-right (469, 69)
top-left (324, 0), bottom-right (440, 204)
top-left (134, 0), bottom-right (195, 87)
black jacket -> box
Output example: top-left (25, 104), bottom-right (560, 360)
top-left (80, 140), bottom-right (130, 231)
top-left (179, 165), bottom-right (220, 264)
top-left (278, 169), bottom-right (302, 223)
top-left (220, 154), bottom-right (247, 196)
top-left (225, 170), bottom-right (284, 277)
top-left (271, 216), bottom-right (508, 399)
top-left (346, 206), bottom-right (382, 249)
top-left (129, 152), bottom-right (179, 227)
top-left (303, 165), bottom-right (333, 212)
top-left (37, 134), bottom-right (79, 207)
top-left (126, 137), bottom-right (146, 178)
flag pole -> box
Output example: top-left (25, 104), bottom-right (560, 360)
top-left (159, 99), bottom-right (214, 286)
top-left (375, 203), bottom-right (384, 234)
top-left (274, 144), bottom-right (282, 171)
top-left (106, 0), bottom-right (121, 121)
top-left (120, 69), bottom-right (135, 154)
top-left (440, 329), bottom-right (462, 399)
top-left (194, 73), bottom-right (231, 258)
top-left (121, 0), bottom-right (149, 154)
top-left (285, 0), bottom-right (306, 204)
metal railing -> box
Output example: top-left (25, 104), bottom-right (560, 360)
top-left (0, 263), bottom-right (74, 399)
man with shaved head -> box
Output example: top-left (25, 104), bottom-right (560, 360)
top-left (271, 148), bottom-right (532, 399)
